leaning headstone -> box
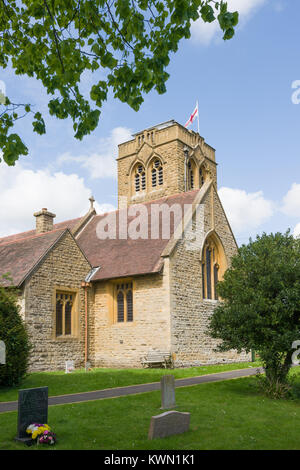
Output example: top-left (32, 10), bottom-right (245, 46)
top-left (65, 360), bottom-right (75, 373)
top-left (160, 375), bottom-right (176, 409)
top-left (15, 387), bottom-right (48, 444)
top-left (148, 411), bottom-right (190, 440)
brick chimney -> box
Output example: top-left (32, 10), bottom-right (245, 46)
top-left (34, 208), bottom-right (56, 234)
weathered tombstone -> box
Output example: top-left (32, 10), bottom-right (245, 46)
top-left (148, 411), bottom-right (190, 440)
top-left (0, 340), bottom-right (5, 365)
top-left (160, 375), bottom-right (176, 409)
top-left (65, 360), bottom-right (75, 373)
top-left (15, 387), bottom-right (48, 444)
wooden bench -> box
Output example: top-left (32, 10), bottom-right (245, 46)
top-left (141, 350), bottom-right (174, 369)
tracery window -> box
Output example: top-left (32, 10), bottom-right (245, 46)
top-left (202, 237), bottom-right (223, 300)
top-left (115, 282), bottom-right (134, 322)
top-left (55, 292), bottom-right (75, 336)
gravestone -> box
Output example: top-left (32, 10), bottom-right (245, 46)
top-left (148, 411), bottom-right (190, 440)
top-left (65, 360), bottom-right (75, 373)
top-left (15, 387), bottom-right (48, 444)
top-left (0, 340), bottom-right (5, 364)
top-left (160, 375), bottom-right (176, 409)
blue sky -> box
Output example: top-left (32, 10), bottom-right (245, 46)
top-left (1, 0), bottom-right (300, 245)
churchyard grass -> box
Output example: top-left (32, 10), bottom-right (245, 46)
top-left (1, 374), bottom-right (300, 450)
top-left (0, 361), bottom-right (260, 403)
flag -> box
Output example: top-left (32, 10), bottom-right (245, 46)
top-left (184, 102), bottom-right (199, 129)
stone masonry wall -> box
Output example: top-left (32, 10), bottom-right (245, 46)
top-left (91, 261), bottom-right (171, 368)
top-left (24, 231), bottom-right (91, 372)
top-left (169, 185), bottom-right (251, 366)
top-left (117, 122), bottom-right (217, 208)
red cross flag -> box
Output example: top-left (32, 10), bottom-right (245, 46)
top-left (184, 102), bottom-right (199, 132)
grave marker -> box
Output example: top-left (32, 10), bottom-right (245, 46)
top-left (0, 340), bottom-right (5, 364)
top-left (65, 360), bottom-right (75, 373)
top-left (15, 387), bottom-right (48, 444)
top-left (148, 411), bottom-right (190, 440)
top-left (160, 375), bottom-right (176, 409)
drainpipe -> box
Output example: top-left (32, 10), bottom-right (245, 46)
top-left (183, 146), bottom-right (189, 192)
top-left (81, 281), bottom-right (91, 368)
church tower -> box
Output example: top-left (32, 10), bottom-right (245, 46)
top-left (117, 120), bottom-right (218, 208)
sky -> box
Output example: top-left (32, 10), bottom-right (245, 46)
top-left (0, 0), bottom-right (300, 246)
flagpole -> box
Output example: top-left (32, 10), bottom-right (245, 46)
top-left (197, 100), bottom-right (199, 134)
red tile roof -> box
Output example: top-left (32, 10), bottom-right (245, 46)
top-left (0, 217), bottom-right (81, 246)
top-left (77, 190), bottom-right (199, 281)
top-left (0, 229), bottom-right (67, 286)
top-left (0, 190), bottom-right (200, 286)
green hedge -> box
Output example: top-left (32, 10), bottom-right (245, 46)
top-left (0, 280), bottom-right (31, 387)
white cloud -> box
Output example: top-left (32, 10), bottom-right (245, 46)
top-left (58, 126), bottom-right (132, 179)
top-left (218, 187), bottom-right (274, 234)
top-left (0, 161), bottom-right (114, 237)
top-left (93, 202), bottom-right (116, 215)
top-left (191, 0), bottom-right (268, 45)
top-left (293, 223), bottom-right (300, 238)
top-left (281, 183), bottom-right (300, 217)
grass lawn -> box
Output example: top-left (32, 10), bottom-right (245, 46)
top-left (0, 361), bottom-right (260, 402)
top-left (1, 374), bottom-right (300, 450)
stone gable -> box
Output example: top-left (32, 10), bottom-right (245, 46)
top-left (24, 231), bottom-right (91, 371)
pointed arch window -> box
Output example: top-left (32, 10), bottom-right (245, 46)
top-left (199, 166), bottom-right (206, 187)
top-left (151, 159), bottom-right (163, 188)
top-left (115, 282), bottom-right (134, 322)
top-left (134, 164), bottom-right (146, 193)
top-left (187, 159), bottom-right (196, 190)
top-left (202, 236), bottom-right (224, 300)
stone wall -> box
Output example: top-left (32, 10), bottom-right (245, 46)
top-left (24, 231), bottom-right (91, 371)
top-left (91, 260), bottom-right (171, 368)
top-left (169, 184), bottom-right (251, 366)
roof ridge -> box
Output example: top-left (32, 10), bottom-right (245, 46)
top-left (91, 190), bottom-right (200, 220)
top-left (0, 227), bottom-right (67, 248)
top-left (0, 216), bottom-right (82, 245)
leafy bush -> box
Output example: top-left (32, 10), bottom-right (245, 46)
top-left (209, 231), bottom-right (300, 395)
top-left (0, 277), bottom-right (31, 387)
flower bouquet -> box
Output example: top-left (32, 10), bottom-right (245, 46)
top-left (26, 423), bottom-right (57, 445)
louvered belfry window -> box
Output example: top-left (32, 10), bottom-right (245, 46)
top-left (56, 292), bottom-right (74, 336)
top-left (135, 164), bottom-right (146, 193)
top-left (151, 159), bottom-right (163, 188)
top-left (116, 282), bottom-right (134, 322)
top-left (187, 160), bottom-right (195, 190)
top-left (199, 167), bottom-right (205, 187)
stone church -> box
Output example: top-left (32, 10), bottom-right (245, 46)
top-left (0, 120), bottom-right (249, 371)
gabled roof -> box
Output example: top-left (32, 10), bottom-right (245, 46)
top-left (0, 228), bottom-right (68, 287)
top-left (0, 217), bottom-right (81, 246)
top-left (0, 189), bottom-right (205, 286)
top-left (77, 190), bottom-right (200, 281)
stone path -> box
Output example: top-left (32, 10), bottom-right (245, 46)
top-left (0, 366), bottom-right (263, 413)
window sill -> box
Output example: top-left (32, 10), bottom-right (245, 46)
top-left (149, 187), bottom-right (164, 193)
top-left (54, 335), bottom-right (79, 341)
top-left (202, 299), bottom-right (219, 304)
